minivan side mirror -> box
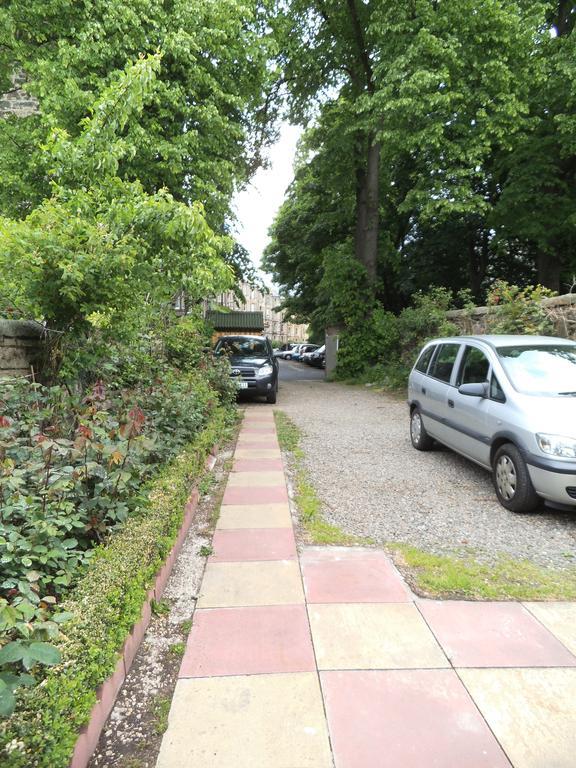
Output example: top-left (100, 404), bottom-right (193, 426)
top-left (458, 381), bottom-right (488, 398)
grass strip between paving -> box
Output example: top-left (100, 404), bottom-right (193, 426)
top-left (275, 410), bottom-right (576, 601)
top-left (274, 410), bottom-right (372, 546)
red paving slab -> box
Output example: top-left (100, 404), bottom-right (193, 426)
top-left (301, 548), bottom-right (411, 603)
top-left (233, 458), bottom-right (285, 472)
top-left (222, 485), bottom-right (288, 505)
top-left (418, 600), bottom-right (576, 668)
top-left (179, 605), bottom-right (316, 678)
top-left (321, 669), bottom-right (512, 768)
top-left (210, 528), bottom-right (297, 562)
top-left (241, 427), bottom-right (277, 434)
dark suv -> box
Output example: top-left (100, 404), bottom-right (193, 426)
top-left (214, 335), bottom-right (279, 403)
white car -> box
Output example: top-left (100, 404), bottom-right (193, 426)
top-left (408, 334), bottom-right (576, 513)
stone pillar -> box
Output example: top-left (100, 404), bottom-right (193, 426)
top-left (0, 320), bottom-right (45, 379)
top-left (325, 325), bottom-right (343, 376)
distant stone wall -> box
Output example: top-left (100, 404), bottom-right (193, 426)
top-left (0, 320), bottom-right (45, 379)
top-left (446, 293), bottom-right (576, 339)
top-left (0, 69), bottom-right (39, 118)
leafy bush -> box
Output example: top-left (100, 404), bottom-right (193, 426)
top-left (396, 287), bottom-right (459, 374)
top-left (0, 360), bottom-right (232, 718)
top-left (334, 287), bottom-right (458, 385)
top-left (335, 306), bottom-right (400, 379)
top-left (486, 280), bottom-right (557, 335)
top-left (0, 407), bottom-right (233, 765)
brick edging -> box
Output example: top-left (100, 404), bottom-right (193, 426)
top-left (68, 451), bottom-right (217, 768)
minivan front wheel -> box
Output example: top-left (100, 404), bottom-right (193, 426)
top-left (492, 444), bottom-right (539, 513)
top-left (410, 408), bottom-right (434, 451)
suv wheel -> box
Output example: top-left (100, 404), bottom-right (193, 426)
top-left (410, 408), bottom-right (434, 451)
top-left (266, 386), bottom-right (277, 404)
top-left (492, 444), bottom-right (539, 513)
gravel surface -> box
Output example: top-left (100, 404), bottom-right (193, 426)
top-left (274, 379), bottom-right (576, 570)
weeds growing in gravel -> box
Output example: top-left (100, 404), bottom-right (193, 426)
top-left (151, 695), bottom-right (172, 736)
top-left (274, 412), bottom-right (372, 546)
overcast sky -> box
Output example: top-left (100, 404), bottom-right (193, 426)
top-left (232, 123), bottom-right (302, 288)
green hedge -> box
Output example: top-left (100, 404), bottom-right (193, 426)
top-left (0, 406), bottom-right (231, 767)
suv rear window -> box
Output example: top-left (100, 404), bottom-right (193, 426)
top-left (428, 344), bottom-right (460, 383)
top-left (414, 345), bottom-right (435, 373)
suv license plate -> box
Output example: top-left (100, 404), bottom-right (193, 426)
top-left (237, 382), bottom-right (248, 389)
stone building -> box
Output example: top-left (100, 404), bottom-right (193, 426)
top-left (210, 282), bottom-right (309, 343)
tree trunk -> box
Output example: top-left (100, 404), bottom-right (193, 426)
top-left (468, 228), bottom-right (489, 299)
top-left (354, 139), bottom-right (380, 284)
top-left (537, 252), bottom-right (561, 292)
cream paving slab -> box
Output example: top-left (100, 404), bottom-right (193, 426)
top-left (309, 603), bottom-right (449, 670)
top-left (226, 470), bottom-right (286, 487)
top-left (156, 673), bottom-right (333, 768)
top-left (238, 431), bottom-right (278, 443)
top-left (458, 667), bottom-right (576, 768)
top-left (217, 503), bottom-right (292, 529)
top-left (234, 448), bottom-right (282, 459)
top-left (240, 422), bottom-right (276, 430)
top-left (523, 602), bottom-right (576, 656)
top-left (197, 561), bottom-right (305, 608)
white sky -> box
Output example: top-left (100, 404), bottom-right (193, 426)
top-left (232, 123), bottom-right (302, 288)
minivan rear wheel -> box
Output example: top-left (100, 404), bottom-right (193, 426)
top-left (492, 444), bottom-right (540, 513)
top-left (410, 408), bottom-right (434, 451)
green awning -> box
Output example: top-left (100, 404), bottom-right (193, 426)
top-left (206, 310), bottom-right (264, 331)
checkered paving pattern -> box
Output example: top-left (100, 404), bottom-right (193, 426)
top-left (156, 409), bottom-right (576, 768)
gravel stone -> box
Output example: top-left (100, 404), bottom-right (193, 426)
top-left (275, 380), bottom-right (576, 570)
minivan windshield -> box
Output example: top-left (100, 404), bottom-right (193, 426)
top-left (497, 344), bottom-right (576, 395)
top-left (214, 338), bottom-right (268, 357)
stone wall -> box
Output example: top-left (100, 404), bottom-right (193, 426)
top-left (0, 320), bottom-right (45, 379)
top-left (0, 69), bottom-right (39, 118)
top-left (446, 293), bottom-right (576, 339)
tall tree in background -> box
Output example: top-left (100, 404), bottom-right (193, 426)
top-left (275, 0), bottom-right (381, 284)
top-left (268, 0), bottom-right (543, 327)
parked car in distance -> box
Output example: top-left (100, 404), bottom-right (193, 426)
top-left (295, 343), bottom-right (319, 361)
top-left (214, 335), bottom-right (279, 403)
top-left (408, 335), bottom-right (576, 512)
top-left (307, 345), bottom-right (326, 368)
top-left (276, 344), bottom-right (301, 360)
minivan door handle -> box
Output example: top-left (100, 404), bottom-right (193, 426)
top-left (421, 387), bottom-right (426, 395)
top-left (448, 399), bottom-right (454, 408)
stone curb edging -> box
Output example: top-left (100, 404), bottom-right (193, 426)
top-left (68, 449), bottom-right (218, 768)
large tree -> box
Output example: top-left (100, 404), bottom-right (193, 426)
top-left (490, 1), bottom-right (576, 290)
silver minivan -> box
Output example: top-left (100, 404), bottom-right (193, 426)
top-left (408, 335), bottom-right (576, 512)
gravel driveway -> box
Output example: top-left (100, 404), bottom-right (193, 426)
top-left (273, 379), bottom-right (576, 570)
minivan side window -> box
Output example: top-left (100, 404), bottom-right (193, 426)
top-left (428, 344), bottom-right (461, 384)
top-left (414, 345), bottom-right (435, 373)
top-left (456, 346), bottom-right (490, 386)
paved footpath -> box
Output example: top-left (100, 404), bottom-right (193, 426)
top-left (156, 409), bottom-right (576, 768)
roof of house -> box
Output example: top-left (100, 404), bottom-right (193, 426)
top-left (206, 310), bottom-right (264, 331)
